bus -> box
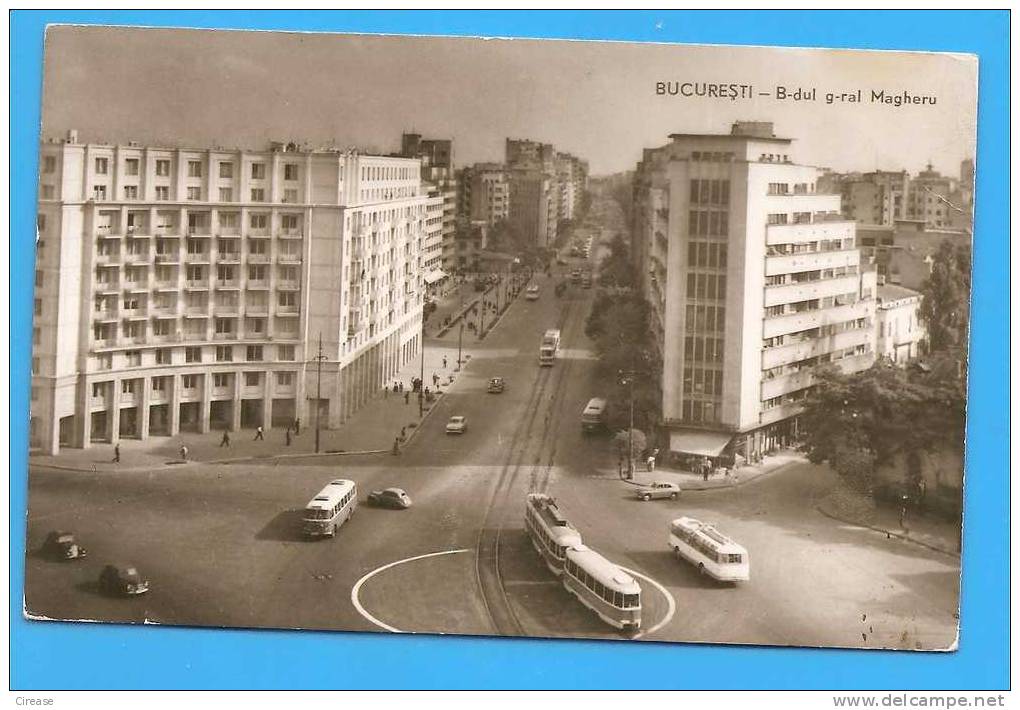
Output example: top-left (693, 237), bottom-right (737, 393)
top-left (524, 493), bottom-right (583, 576)
top-left (668, 517), bottom-right (750, 582)
top-left (562, 545), bottom-right (642, 631)
top-left (581, 397), bottom-right (608, 433)
top-left (539, 329), bottom-right (561, 366)
top-left (525, 284), bottom-right (540, 301)
top-left (302, 479), bottom-right (358, 538)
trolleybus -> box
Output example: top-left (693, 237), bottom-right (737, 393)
top-left (524, 493), bottom-right (583, 575)
top-left (302, 479), bottom-right (358, 538)
top-left (668, 516), bottom-right (749, 582)
top-left (562, 544), bottom-right (642, 631)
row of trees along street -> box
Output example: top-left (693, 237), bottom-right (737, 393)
top-left (800, 239), bottom-right (971, 523)
top-left (585, 232), bottom-right (661, 464)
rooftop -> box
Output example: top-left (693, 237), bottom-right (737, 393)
top-left (878, 284), bottom-right (922, 302)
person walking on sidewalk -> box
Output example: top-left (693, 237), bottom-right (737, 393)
top-left (443, 356), bottom-right (448, 369)
top-left (404, 390), bottom-right (410, 405)
top-left (400, 426), bottom-right (407, 441)
top-left (220, 429), bottom-right (231, 447)
top-left (254, 426), bottom-right (264, 441)
top-left (112, 443), bottom-right (120, 464)
top-left (294, 418), bottom-right (301, 436)
top-left (391, 437), bottom-right (401, 456)
top-left (179, 444), bottom-right (189, 461)
top-left (285, 428), bottom-right (292, 447)
top-left (646, 453), bottom-right (656, 472)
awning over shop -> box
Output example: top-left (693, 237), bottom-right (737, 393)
top-left (423, 269), bottom-right (447, 285)
top-left (668, 429), bottom-right (733, 458)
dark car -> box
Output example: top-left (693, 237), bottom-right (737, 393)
top-left (42, 531), bottom-right (87, 561)
top-left (99, 563), bottom-right (150, 596)
top-left (367, 487), bottom-right (413, 509)
top-left (487, 377), bottom-right (506, 394)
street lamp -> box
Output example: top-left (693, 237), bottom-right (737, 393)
top-left (313, 333), bottom-right (328, 454)
top-left (619, 367), bottom-right (636, 480)
top-left (419, 308), bottom-right (426, 418)
top-left (457, 320), bottom-right (464, 368)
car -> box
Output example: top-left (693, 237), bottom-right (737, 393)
top-left (446, 415), bottom-right (468, 434)
top-left (570, 270), bottom-right (582, 284)
top-left (635, 481), bottom-right (681, 501)
top-left (98, 563), bottom-right (150, 596)
top-left (487, 377), bottom-right (506, 394)
top-left (367, 487), bottom-right (413, 509)
top-left (556, 257), bottom-right (567, 265)
top-left (42, 530), bottom-right (87, 561)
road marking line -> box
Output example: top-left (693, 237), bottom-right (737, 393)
top-left (619, 565), bottom-right (676, 639)
top-left (350, 548), bottom-right (470, 633)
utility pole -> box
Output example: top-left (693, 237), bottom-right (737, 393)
top-left (457, 320), bottom-right (464, 368)
top-left (313, 333), bottom-right (327, 454)
top-left (418, 311), bottom-right (426, 418)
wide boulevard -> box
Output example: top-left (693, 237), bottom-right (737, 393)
top-left (24, 194), bottom-right (960, 651)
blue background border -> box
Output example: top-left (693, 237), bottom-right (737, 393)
top-left (9, 10), bottom-right (1009, 690)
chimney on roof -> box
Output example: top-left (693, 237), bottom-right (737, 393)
top-left (730, 121), bottom-right (776, 139)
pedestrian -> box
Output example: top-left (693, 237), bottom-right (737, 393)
top-left (400, 426), bottom-right (407, 441)
top-left (392, 437), bottom-right (400, 456)
top-left (384, 385), bottom-right (389, 399)
top-left (443, 356), bottom-right (448, 369)
top-left (404, 391), bottom-right (410, 405)
top-left (899, 495), bottom-right (909, 529)
top-left (646, 454), bottom-right (655, 472)
top-left (702, 462), bottom-right (710, 482)
top-left (285, 429), bottom-right (292, 447)
top-left (179, 444), bottom-right (188, 461)
top-left (112, 443), bottom-right (120, 464)
top-left (254, 425), bottom-right (264, 441)
top-left (220, 429), bottom-right (231, 447)
top-left (294, 418), bottom-right (301, 435)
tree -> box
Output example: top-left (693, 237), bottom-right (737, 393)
top-left (920, 240), bottom-right (972, 353)
top-left (597, 233), bottom-right (635, 288)
top-left (613, 428), bottom-right (648, 461)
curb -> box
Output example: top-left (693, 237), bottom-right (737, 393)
top-left (815, 505), bottom-right (960, 558)
top-left (601, 458), bottom-right (801, 492)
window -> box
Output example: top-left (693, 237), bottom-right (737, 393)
top-left (43, 156), bottom-right (56, 173)
top-left (248, 264), bottom-right (267, 281)
top-left (187, 187), bottom-right (201, 201)
top-left (278, 345), bottom-right (295, 361)
top-left (216, 346), bottom-right (233, 362)
top-left (34, 298), bottom-right (42, 316)
top-left (155, 159), bottom-right (171, 177)
top-left (244, 372), bottom-right (261, 387)
top-left (32, 357), bottom-right (40, 375)
top-left (250, 188), bottom-right (265, 202)
top-left (248, 239), bottom-right (267, 256)
top-left (246, 345), bottom-right (263, 361)
top-left (153, 320), bottom-right (171, 336)
top-left (250, 214), bottom-right (268, 229)
top-left (277, 371), bottom-right (294, 386)
top-left (278, 291), bottom-right (296, 307)
top-left (40, 185), bottom-right (55, 199)
top-left (214, 318), bottom-right (235, 335)
top-left (182, 374), bottom-right (198, 389)
top-left (124, 185), bottom-right (138, 199)
top-left (155, 348), bottom-right (171, 365)
top-left (95, 157), bottom-right (109, 175)
top-left (213, 373), bottom-right (231, 388)
top-left (152, 377), bottom-right (167, 392)
top-left (216, 162), bottom-right (233, 179)
top-left (284, 164), bottom-right (299, 181)
top-left (185, 346), bottom-right (201, 363)
top-left (155, 186), bottom-right (170, 201)
top-left (251, 163), bottom-right (266, 180)
top-left (187, 160), bottom-right (203, 178)
top-left (124, 158), bottom-right (139, 176)
top-left (281, 214), bottom-right (299, 231)
top-left (93, 185), bottom-right (108, 201)
top-left (123, 378), bottom-right (138, 394)
top-left (219, 187), bottom-right (233, 202)
top-left (283, 189), bottom-right (299, 204)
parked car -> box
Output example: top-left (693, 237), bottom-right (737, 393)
top-left (487, 377), bottom-right (506, 394)
top-left (367, 487), bottom-right (413, 509)
top-left (98, 563), bottom-right (150, 596)
top-left (446, 415), bottom-right (468, 434)
top-left (42, 531), bottom-right (87, 561)
top-left (635, 481), bottom-right (681, 501)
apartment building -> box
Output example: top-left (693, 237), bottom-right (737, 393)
top-left (875, 284), bottom-right (926, 364)
top-left (32, 130), bottom-right (427, 455)
top-left (858, 219), bottom-right (970, 291)
top-left (399, 133), bottom-right (458, 277)
top-left (460, 163), bottom-right (509, 228)
top-left (632, 122), bottom-right (877, 462)
top-left (506, 138), bottom-right (559, 247)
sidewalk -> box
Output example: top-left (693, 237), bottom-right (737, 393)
top-left (818, 489), bottom-right (962, 557)
top-left (29, 340), bottom-right (473, 474)
top-left (597, 450), bottom-right (805, 491)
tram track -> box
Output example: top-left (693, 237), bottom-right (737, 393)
top-left (473, 289), bottom-right (586, 637)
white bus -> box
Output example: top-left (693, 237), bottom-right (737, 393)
top-left (581, 397), bottom-right (608, 432)
top-left (302, 479), bottom-right (358, 538)
top-left (668, 516), bottom-right (749, 582)
top-left (562, 545), bottom-right (642, 631)
top-left (539, 329), bottom-right (561, 366)
top-left (525, 284), bottom-right (540, 301)
top-left (524, 493), bottom-right (583, 576)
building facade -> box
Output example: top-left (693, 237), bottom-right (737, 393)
top-left (875, 284), bottom-right (926, 364)
top-left (506, 139), bottom-right (559, 247)
top-left (32, 131), bottom-right (427, 454)
top-left (399, 133), bottom-right (458, 277)
top-left (632, 122), bottom-right (877, 462)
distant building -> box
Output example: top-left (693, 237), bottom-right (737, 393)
top-left (399, 133), bottom-right (458, 278)
top-left (631, 121), bottom-right (877, 462)
top-left (461, 163), bottom-right (509, 227)
top-left (858, 219), bottom-right (970, 291)
top-left (906, 163), bottom-right (960, 229)
top-left (506, 139), bottom-right (559, 247)
top-left (875, 284), bottom-right (926, 364)
top-left (32, 131), bottom-right (428, 454)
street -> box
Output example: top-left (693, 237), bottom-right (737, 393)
top-left (23, 195), bottom-right (960, 651)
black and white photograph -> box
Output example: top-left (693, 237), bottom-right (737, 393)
top-left (25, 26), bottom-right (977, 651)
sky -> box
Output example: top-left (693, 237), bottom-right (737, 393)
top-left (41, 26), bottom-right (978, 177)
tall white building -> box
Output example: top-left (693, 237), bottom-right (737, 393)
top-left (633, 122), bottom-right (877, 462)
top-left (32, 130), bottom-right (428, 454)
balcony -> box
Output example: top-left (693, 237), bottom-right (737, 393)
top-left (214, 304), bottom-right (240, 317)
top-left (215, 281), bottom-right (241, 291)
top-left (761, 368), bottom-right (817, 402)
top-left (764, 249), bottom-right (858, 277)
top-left (277, 281), bottom-right (300, 291)
top-left (93, 309), bottom-right (118, 322)
top-left (277, 253), bottom-right (302, 264)
top-left (765, 221), bottom-right (855, 247)
top-left (759, 401), bottom-right (806, 427)
top-left (276, 306), bottom-right (300, 316)
top-left (94, 252), bottom-right (121, 265)
top-left (184, 281), bottom-right (209, 291)
top-left (762, 299), bottom-right (873, 340)
top-left (761, 327), bottom-right (872, 370)
top-left (245, 303), bottom-right (270, 315)
top-left (247, 253), bottom-right (270, 264)
top-left (246, 280), bottom-right (270, 290)
top-left (94, 281), bottom-right (120, 294)
top-left (214, 331), bottom-right (239, 341)
top-left (185, 252), bottom-right (211, 264)
top-left (217, 252), bottom-right (242, 264)
top-left (279, 229), bottom-right (303, 239)
top-left (154, 252), bottom-right (180, 264)
top-left (183, 330), bottom-right (207, 342)
top-left (124, 250), bottom-right (150, 264)
top-left (763, 275), bottom-right (860, 308)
